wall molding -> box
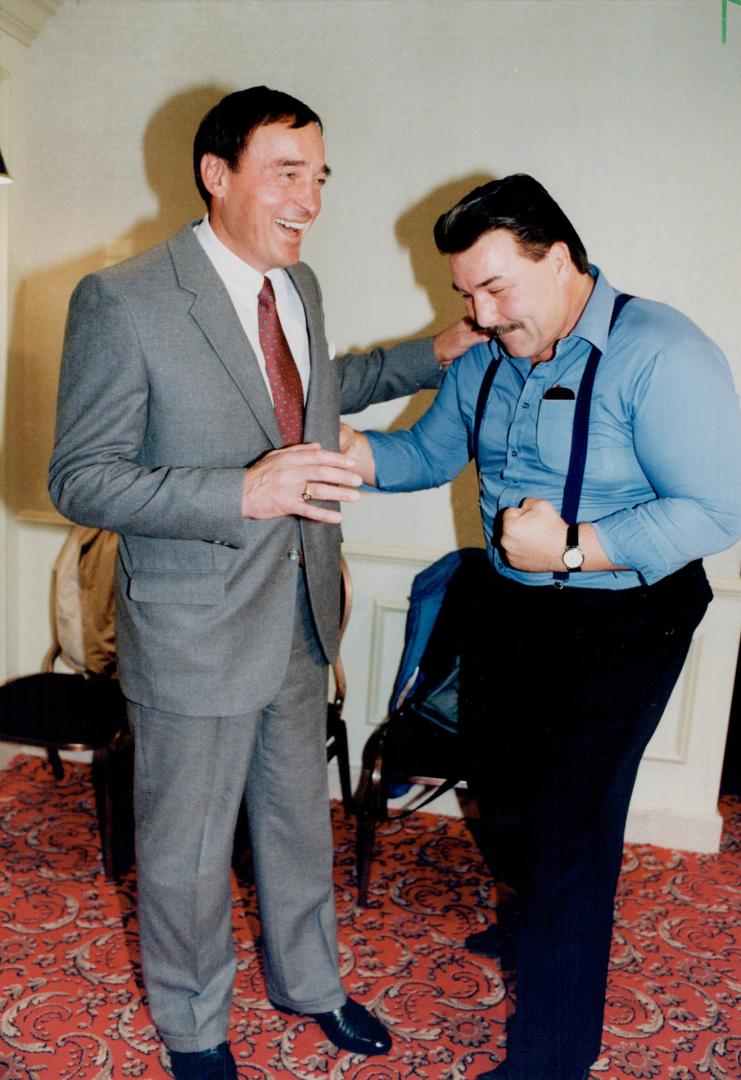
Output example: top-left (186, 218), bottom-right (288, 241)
top-left (642, 633), bottom-right (701, 766)
top-left (367, 596), bottom-right (409, 728)
top-left (343, 538), bottom-right (449, 568)
top-left (344, 540), bottom-right (740, 597)
top-left (711, 576), bottom-right (741, 599)
top-left (0, 0), bottom-right (63, 47)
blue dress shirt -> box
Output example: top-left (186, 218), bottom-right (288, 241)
top-left (368, 268), bottom-right (741, 589)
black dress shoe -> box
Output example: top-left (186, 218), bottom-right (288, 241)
top-left (313, 998), bottom-right (391, 1056)
top-left (464, 922), bottom-right (502, 958)
top-left (168, 1041), bottom-right (237, 1080)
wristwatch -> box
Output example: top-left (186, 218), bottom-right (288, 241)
top-left (562, 522), bottom-right (584, 571)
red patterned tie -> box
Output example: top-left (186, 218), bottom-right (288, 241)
top-left (257, 277), bottom-right (304, 446)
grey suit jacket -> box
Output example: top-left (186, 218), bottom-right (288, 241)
top-left (49, 222), bottom-right (441, 716)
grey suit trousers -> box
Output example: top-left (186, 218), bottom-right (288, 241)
top-left (127, 575), bottom-right (346, 1053)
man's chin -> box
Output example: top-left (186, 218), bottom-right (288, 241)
top-left (271, 229), bottom-right (307, 267)
top-left (495, 328), bottom-right (528, 356)
top-left (272, 247), bottom-right (304, 269)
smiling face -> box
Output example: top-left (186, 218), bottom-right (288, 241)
top-left (200, 120), bottom-right (329, 273)
top-left (450, 228), bottom-right (576, 363)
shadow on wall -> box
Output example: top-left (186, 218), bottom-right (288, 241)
top-left (392, 172), bottom-right (496, 551)
top-left (2, 84), bottom-right (229, 519)
top-left (5, 96), bottom-right (496, 555)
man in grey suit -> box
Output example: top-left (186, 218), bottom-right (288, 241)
top-left (49, 87), bottom-right (481, 1080)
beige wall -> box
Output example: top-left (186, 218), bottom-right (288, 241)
top-left (8, 0), bottom-right (741, 536)
top-left (1, 0), bottom-right (739, 845)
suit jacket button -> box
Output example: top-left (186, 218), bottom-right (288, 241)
top-left (288, 548), bottom-right (300, 561)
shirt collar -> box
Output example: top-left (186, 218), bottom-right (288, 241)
top-left (490, 264), bottom-right (617, 370)
top-left (567, 265), bottom-right (615, 355)
top-left (193, 215), bottom-right (284, 297)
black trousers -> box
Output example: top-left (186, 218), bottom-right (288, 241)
top-left (463, 561), bottom-right (712, 1080)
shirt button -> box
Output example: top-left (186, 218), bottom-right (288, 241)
top-left (511, 449), bottom-right (519, 457)
top-left (522, 402), bottom-right (530, 409)
top-left (288, 548), bottom-right (301, 561)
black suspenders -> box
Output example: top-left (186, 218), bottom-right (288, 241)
top-left (470, 292), bottom-right (633, 582)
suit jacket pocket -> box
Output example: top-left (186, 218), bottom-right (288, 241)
top-left (127, 571), bottom-right (225, 605)
top-left (118, 534), bottom-right (217, 574)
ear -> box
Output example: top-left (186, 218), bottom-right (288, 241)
top-left (547, 241), bottom-right (572, 281)
top-left (199, 154), bottom-right (230, 201)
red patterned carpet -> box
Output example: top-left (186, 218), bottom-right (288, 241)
top-left (0, 754), bottom-right (739, 1079)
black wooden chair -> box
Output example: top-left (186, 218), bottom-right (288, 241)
top-left (326, 555), bottom-right (354, 814)
top-left (354, 548), bottom-right (489, 905)
top-left (0, 527), bottom-right (133, 881)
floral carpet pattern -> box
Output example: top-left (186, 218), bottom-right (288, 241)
top-left (0, 754), bottom-right (738, 1079)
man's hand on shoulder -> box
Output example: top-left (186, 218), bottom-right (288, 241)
top-left (433, 318), bottom-right (491, 367)
top-left (241, 444), bottom-right (362, 524)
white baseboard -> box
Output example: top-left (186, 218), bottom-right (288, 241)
top-left (328, 762), bottom-right (466, 817)
top-left (0, 744), bottom-right (94, 769)
top-left (4, 750), bottom-right (725, 854)
top-left (330, 763), bottom-right (725, 853)
top-left (624, 804), bottom-right (723, 853)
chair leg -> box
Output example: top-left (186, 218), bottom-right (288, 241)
top-left (94, 749), bottom-right (116, 881)
top-left (109, 736), bottom-right (135, 882)
top-left (91, 737), bottom-right (134, 883)
top-left (46, 746), bottom-right (64, 781)
top-left (355, 792), bottom-right (377, 907)
top-left (354, 735), bottom-right (388, 906)
top-left (333, 717), bottom-right (354, 816)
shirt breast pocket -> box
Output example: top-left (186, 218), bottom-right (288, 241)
top-left (535, 399), bottom-right (576, 473)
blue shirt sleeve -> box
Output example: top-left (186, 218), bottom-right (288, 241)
top-left (366, 362), bottom-right (473, 491)
top-left (365, 298), bottom-right (741, 589)
top-left (593, 332), bottom-right (741, 582)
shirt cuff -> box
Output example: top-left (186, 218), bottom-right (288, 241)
top-left (593, 509), bottom-right (670, 585)
top-left (365, 431), bottom-right (397, 491)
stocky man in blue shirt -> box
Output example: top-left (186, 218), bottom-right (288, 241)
top-left (342, 175), bottom-right (741, 1080)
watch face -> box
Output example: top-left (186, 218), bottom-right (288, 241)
top-left (563, 546), bottom-right (584, 570)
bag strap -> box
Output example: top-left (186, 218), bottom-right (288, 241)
top-left (389, 776), bottom-right (460, 819)
top-left (553, 291), bottom-right (632, 582)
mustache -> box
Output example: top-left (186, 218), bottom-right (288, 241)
top-left (470, 320), bottom-right (525, 338)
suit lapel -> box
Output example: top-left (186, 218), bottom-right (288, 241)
top-left (168, 223), bottom-right (282, 448)
top-left (286, 263), bottom-right (333, 446)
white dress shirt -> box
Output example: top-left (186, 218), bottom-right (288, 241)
top-left (194, 216), bottom-right (311, 401)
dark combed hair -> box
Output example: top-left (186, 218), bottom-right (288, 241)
top-left (193, 85), bottom-right (322, 206)
top-left (434, 174), bottom-right (589, 273)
